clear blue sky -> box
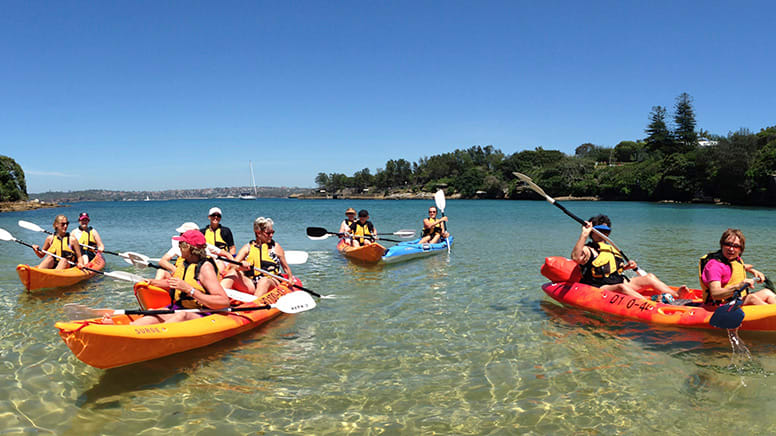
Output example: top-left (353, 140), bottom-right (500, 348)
top-left (2, 1), bottom-right (774, 193)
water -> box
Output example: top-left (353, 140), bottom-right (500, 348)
top-left (2, 199), bottom-right (776, 434)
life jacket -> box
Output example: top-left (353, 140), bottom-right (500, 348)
top-left (47, 232), bottom-right (76, 261)
top-left (171, 257), bottom-right (217, 309)
top-left (350, 221), bottom-right (374, 244)
top-left (244, 240), bottom-right (280, 276)
top-left (699, 250), bottom-right (747, 304)
top-left (204, 226), bottom-right (228, 250)
top-left (580, 241), bottom-right (627, 286)
top-left (422, 217), bottom-right (443, 237)
top-left (77, 226), bottom-right (98, 259)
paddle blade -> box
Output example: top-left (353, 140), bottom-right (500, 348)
top-left (104, 271), bottom-right (148, 283)
top-left (274, 291), bottom-right (316, 313)
top-left (512, 172), bottom-right (551, 200)
top-left (763, 276), bottom-right (775, 292)
top-left (17, 220), bottom-right (45, 233)
top-left (710, 298), bottom-right (745, 329)
top-left (0, 228), bottom-right (14, 242)
top-left (285, 250), bottom-right (309, 265)
top-left (126, 252), bottom-right (151, 267)
top-left (225, 288), bottom-right (258, 303)
top-left (434, 190), bottom-right (446, 212)
top-left (306, 227), bottom-right (329, 238)
top-left (393, 229), bottom-right (416, 238)
top-left (64, 303), bottom-right (115, 320)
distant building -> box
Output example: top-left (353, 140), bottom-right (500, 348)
top-left (698, 137), bottom-right (719, 147)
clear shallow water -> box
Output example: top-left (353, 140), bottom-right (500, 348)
top-left (2, 199), bottom-right (776, 434)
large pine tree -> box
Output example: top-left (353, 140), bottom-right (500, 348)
top-left (673, 92), bottom-right (698, 152)
top-left (645, 105), bottom-right (673, 154)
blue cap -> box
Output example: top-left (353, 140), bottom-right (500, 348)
top-left (593, 224), bottom-right (611, 232)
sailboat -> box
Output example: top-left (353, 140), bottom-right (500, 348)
top-left (239, 161), bottom-right (258, 200)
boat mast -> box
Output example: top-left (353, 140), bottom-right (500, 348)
top-left (250, 160), bottom-right (257, 196)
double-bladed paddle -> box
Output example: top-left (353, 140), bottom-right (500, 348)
top-left (305, 227), bottom-right (415, 243)
top-left (434, 189), bottom-right (451, 254)
top-left (63, 290), bottom-right (316, 320)
top-left (18, 220), bottom-right (140, 262)
top-left (513, 172), bottom-right (647, 277)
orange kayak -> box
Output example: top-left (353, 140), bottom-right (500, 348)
top-left (55, 283), bottom-right (294, 369)
top-left (16, 254), bottom-right (105, 291)
top-left (541, 256), bottom-right (776, 331)
top-left (336, 238), bottom-right (386, 263)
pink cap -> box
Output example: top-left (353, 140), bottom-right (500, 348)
top-left (172, 229), bottom-right (206, 246)
top-left (79, 212), bottom-right (90, 220)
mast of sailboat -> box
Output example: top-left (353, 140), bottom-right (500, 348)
top-left (250, 160), bottom-right (257, 196)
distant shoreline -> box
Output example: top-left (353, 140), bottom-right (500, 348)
top-left (0, 201), bottom-right (66, 213)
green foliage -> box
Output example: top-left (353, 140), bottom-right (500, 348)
top-left (673, 92), bottom-right (698, 152)
top-left (645, 105), bottom-right (673, 155)
top-left (0, 155), bottom-right (27, 202)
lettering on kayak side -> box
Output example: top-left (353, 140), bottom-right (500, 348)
top-left (134, 327), bottom-right (162, 335)
top-left (608, 294), bottom-right (654, 312)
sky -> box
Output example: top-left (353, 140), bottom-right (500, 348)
top-left (2, 1), bottom-right (775, 193)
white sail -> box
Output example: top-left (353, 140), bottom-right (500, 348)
top-left (240, 161), bottom-right (258, 200)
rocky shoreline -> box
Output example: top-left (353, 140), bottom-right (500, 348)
top-left (0, 200), bottom-right (65, 213)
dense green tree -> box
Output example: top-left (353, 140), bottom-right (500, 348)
top-left (613, 141), bottom-right (644, 162)
top-left (645, 105), bottom-right (673, 155)
top-left (314, 172), bottom-right (329, 189)
top-left (0, 155), bottom-right (27, 201)
top-left (673, 92), bottom-right (698, 152)
top-left (351, 168), bottom-right (373, 190)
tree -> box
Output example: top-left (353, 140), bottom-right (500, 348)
top-left (315, 172), bottom-right (330, 189)
top-left (645, 105), bottom-right (673, 155)
top-left (0, 155), bottom-right (27, 201)
top-left (673, 92), bottom-right (698, 152)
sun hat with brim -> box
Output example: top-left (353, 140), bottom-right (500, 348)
top-left (173, 229), bottom-right (206, 246)
top-left (345, 208), bottom-right (356, 214)
top-left (175, 222), bottom-right (199, 233)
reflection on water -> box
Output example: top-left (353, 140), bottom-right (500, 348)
top-left (4, 200), bottom-right (776, 433)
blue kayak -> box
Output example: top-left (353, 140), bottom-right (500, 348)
top-left (381, 236), bottom-right (453, 264)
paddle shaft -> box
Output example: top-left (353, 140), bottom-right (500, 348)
top-left (331, 231), bottom-right (404, 243)
top-left (20, 222), bottom-right (118, 256)
top-left (115, 305), bottom-right (276, 316)
top-left (216, 256), bottom-right (322, 298)
top-left (13, 236), bottom-right (102, 274)
top-left (514, 172), bottom-right (643, 275)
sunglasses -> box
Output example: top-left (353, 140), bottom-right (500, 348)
top-left (209, 214), bottom-right (222, 218)
top-left (60, 222), bottom-right (70, 226)
top-left (723, 242), bottom-right (742, 249)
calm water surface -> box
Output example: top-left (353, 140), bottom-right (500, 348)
top-left (2, 199), bottom-right (776, 434)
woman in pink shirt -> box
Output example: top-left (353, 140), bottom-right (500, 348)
top-left (700, 228), bottom-right (776, 305)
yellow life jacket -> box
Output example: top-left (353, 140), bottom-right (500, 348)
top-left (699, 250), bottom-right (747, 304)
top-left (204, 226), bottom-right (228, 250)
top-left (350, 221), bottom-right (374, 244)
top-left (171, 258), bottom-right (216, 309)
top-left (77, 226), bottom-right (97, 248)
top-left (47, 233), bottom-right (75, 261)
top-left (422, 217), bottom-right (443, 237)
top-left (245, 240), bottom-right (280, 275)
top-left (581, 241), bottom-right (626, 282)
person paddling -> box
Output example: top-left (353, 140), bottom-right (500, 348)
top-left (349, 209), bottom-right (378, 248)
top-left (419, 206), bottom-right (449, 244)
top-left (571, 214), bottom-right (685, 301)
top-left (201, 207), bottom-right (236, 255)
top-left (105, 229), bottom-right (230, 325)
top-left (73, 212), bottom-right (104, 264)
top-left (31, 215), bottom-right (84, 269)
top-left (700, 228), bottom-right (776, 305)
top-left (221, 217), bottom-right (295, 297)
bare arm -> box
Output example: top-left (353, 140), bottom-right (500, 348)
top-left (571, 223), bottom-right (593, 265)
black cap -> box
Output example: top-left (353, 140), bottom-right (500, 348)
top-left (358, 209), bottom-right (369, 217)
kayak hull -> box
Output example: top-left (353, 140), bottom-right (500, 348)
top-left (55, 284), bottom-right (294, 369)
top-left (336, 239), bottom-right (386, 263)
top-left (541, 256), bottom-right (776, 331)
top-left (381, 236), bottom-right (453, 264)
top-left (16, 254), bottom-right (105, 291)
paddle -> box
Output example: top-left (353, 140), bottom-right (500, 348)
top-left (709, 283), bottom-right (751, 329)
top-left (63, 291), bottom-right (316, 320)
top-left (434, 189), bottom-right (451, 254)
top-left (513, 172), bottom-right (647, 277)
top-left (214, 255), bottom-right (334, 299)
top-left (305, 227), bottom-right (413, 243)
